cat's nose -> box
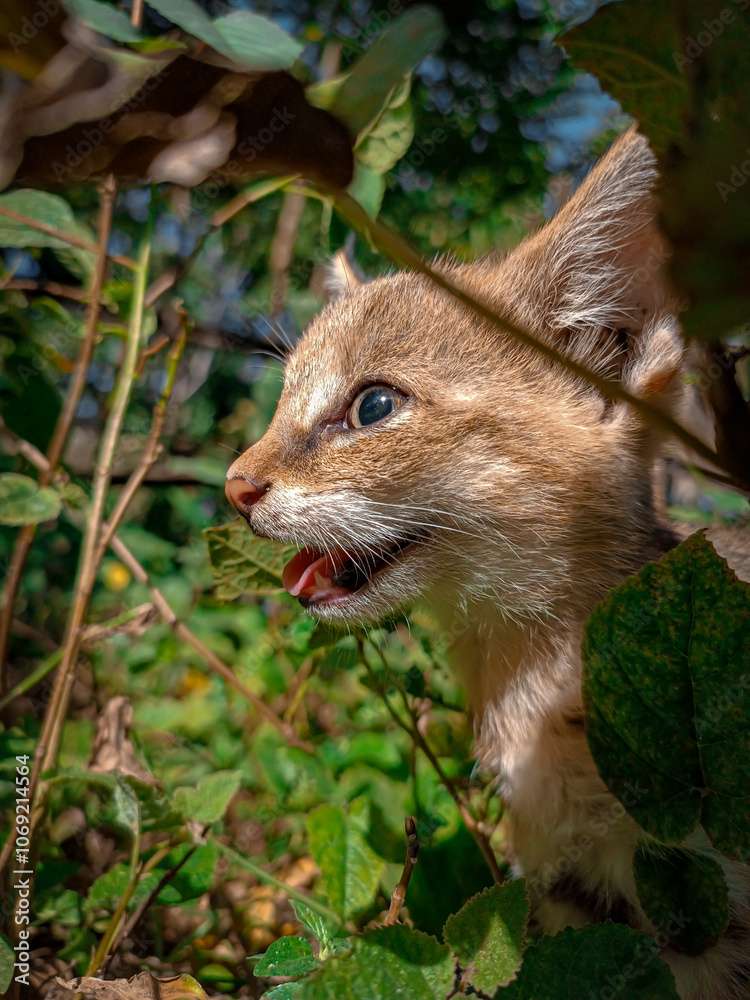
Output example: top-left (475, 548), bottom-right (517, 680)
top-left (225, 476), bottom-right (269, 516)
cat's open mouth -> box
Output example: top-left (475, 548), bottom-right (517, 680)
top-left (282, 534), bottom-right (422, 607)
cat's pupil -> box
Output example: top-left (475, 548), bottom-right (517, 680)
top-left (358, 390), bottom-right (394, 425)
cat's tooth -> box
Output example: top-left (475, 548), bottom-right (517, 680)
top-left (314, 571), bottom-right (333, 591)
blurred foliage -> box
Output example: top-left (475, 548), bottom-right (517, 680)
top-left (0, 0), bottom-right (749, 997)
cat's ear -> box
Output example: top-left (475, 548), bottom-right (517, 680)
top-left (315, 238), bottom-right (367, 303)
top-left (497, 127), bottom-right (682, 398)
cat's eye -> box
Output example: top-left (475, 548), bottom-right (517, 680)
top-left (347, 385), bottom-right (406, 428)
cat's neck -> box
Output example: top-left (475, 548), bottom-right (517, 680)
top-left (437, 518), bottom-right (677, 779)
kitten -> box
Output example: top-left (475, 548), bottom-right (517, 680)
top-left (225, 128), bottom-right (750, 999)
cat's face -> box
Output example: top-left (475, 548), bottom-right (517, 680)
top-left (226, 129), bottom-right (682, 626)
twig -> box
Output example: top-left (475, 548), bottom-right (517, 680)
top-left (86, 841), bottom-right (174, 977)
top-left (218, 842), bottom-right (341, 924)
top-left (359, 642), bottom-right (503, 884)
top-left (95, 315), bottom-right (188, 564)
top-left (385, 817), bottom-right (419, 925)
top-left (108, 845), bottom-right (197, 968)
top-left (0, 203), bottom-right (135, 269)
top-left (332, 193), bottom-right (750, 490)
top-left (0, 279), bottom-right (89, 301)
top-left (210, 175), bottom-right (299, 228)
top-left (269, 192), bottom-right (306, 315)
top-left (0, 175), bottom-right (117, 681)
top-left (27, 217), bottom-right (153, 860)
top-left (131, 0), bottom-right (145, 29)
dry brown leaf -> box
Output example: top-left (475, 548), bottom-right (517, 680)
top-left (56, 972), bottom-right (210, 1000)
top-left (88, 696), bottom-right (159, 786)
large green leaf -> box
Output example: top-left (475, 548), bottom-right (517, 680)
top-left (63, 0), bottom-right (142, 42)
top-left (562, 0), bottom-right (750, 341)
top-left (296, 925), bottom-right (453, 1000)
top-left (213, 11), bottom-right (303, 71)
top-left (204, 518), bottom-right (297, 600)
top-left (146, 0), bottom-right (301, 70)
top-left (0, 473), bottom-right (62, 526)
top-left (308, 6), bottom-right (445, 136)
top-left (306, 798), bottom-right (383, 921)
top-left (582, 532), bottom-right (750, 857)
top-left (502, 924), bottom-right (679, 1000)
top-left (254, 937), bottom-right (318, 978)
top-left (633, 845), bottom-right (730, 956)
top-left (443, 879), bottom-right (528, 993)
top-left (173, 770), bottom-right (242, 824)
top-left (561, 3), bottom-right (686, 152)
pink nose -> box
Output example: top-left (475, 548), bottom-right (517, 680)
top-left (225, 477), bottom-right (268, 516)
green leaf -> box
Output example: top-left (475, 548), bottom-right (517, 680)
top-left (0, 933), bottom-right (13, 994)
top-left (296, 925), bottom-right (453, 1000)
top-left (263, 986), bottom-right (304, 999)
top-left (143, 0), bottom-right (224, 50)
top-left (502, 924), bottom-right (679, 1000)
top-left (443, 879), bottom-right (528, 993)
top-left (146, 0), bottom-right (301, 70)
top-left (633, 845), bottom-right (730, 955)
top-left (111, 778), bottom-right (140, 839)
top-left (561, 2), bottom-right (687, 152)
top-left (356, 81), bottom-right (415, 176)
top-left (0, 190), bottom-right (96, 278)
top-left (347, 163), bottom-right (386, 220)
top-left (155, 842), bottom-right (220, 903)
top-left (290, 899), bottom-right (338, 949)
top-left (213, 11), bottom-right (303, 71)
top-left (582, 532), bottom-right (750, 857)
top-left (204, 519), bottom-right (297, 600)
top-left (63, 0), bottom-right (142, 42)
top-left (0, 474), bottom-right (62, 526)
top-left (309, 6), bottom-right (445, 136)
top-left (84, 863), bottom-right (158, 914)
top-left (307, 798), bottom-right (384, 921)
top-left (173, 769), bottom-right (242, 824)
top-left (255, 937), bottom-right (318, 978)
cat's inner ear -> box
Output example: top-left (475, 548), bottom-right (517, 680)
top-left (494, 127), bottom-right (682, 398)
top-left (318, 244), bottom-right (367, 303)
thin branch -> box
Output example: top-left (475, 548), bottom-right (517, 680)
top-left (218, 842), bottom-right (341, 924)
top-left (95, 314), bottom-right (188, 564)
top-left (27, 218), bottom-right (153, 853)
top-left (0, 203), bottom-right (136, 269)
top-left (0, 175), bottom-right (117, 681)
top-left (360, 643), bottom-right (503, 884)
top-left (210, 175), bottom-right (299, 229)
top-left (385, 817), bottom-right (419, 925)
top-left (0, 279), bottom-right (89, 301)
top-left (269, 191), bottom-right (306, 315)
top-left (332, 193), bottom-right (750, 490)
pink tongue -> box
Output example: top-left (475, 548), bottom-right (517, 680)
top-left (282, 547), bottom-right (354, 602)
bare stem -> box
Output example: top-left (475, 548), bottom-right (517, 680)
top-left (94, 311), bottom-right (188, 564)
top-left (27, 220), bottom-right (153, 850)
top-left (385, 817), bottom-right (419, 925)
top-left (360, 643), bottom-right (503, 884)
top-left (0, 203), bottom-right (135, 269)
top-left (0, 176), bottom-right (117, 681)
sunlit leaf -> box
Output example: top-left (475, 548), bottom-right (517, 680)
top-left (0, 473), bottom-right (62, 525)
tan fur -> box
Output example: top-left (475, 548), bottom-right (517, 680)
top-left (227, 128), bottom-right (750, 999)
